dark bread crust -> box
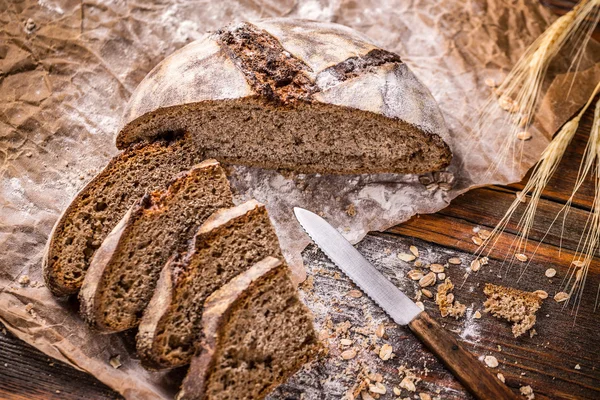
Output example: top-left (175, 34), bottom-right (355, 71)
top-left (43, 138), bottom-right (203, 297)
top-left (78, 160), bottom-right (233, 332)
top-left (116, 19), bottom-right (452, 175)
top-left (176, 257), bottom-right (318, 400)
top-left (136, 199), bottom-right (282, 370)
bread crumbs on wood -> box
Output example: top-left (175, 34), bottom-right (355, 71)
top-left (483, 283), bottom-right (542, 337)
top-left (435, 278), bottom-right (466, 319)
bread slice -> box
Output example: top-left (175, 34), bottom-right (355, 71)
top-left (117, 19), bottom-right (451, 175)
top-left (137, 199), bottom-right (283, 370)
top-left (483, 283), bottom-right (543, 337)
top-left (43, 138), bottom-right (205, 297)
top-left (176, 256), bottom-right (319, 400)
top-left (79, 160), bottom-right (233, 332)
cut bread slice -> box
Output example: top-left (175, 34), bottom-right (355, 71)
top-left (137, 199), bottom-right (282, 370)
top-left (176, 256), bottom-right (319, 400)
top-left (79, 160), bottom-right (233, 332)
top-left (483, 283), bottom-right (543, 338)
top-left (117, 19), bottom-right (451, 175)
top-left (43, 138), bottom-right (205, 297)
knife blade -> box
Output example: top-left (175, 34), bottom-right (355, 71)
top-left (294, 207), bottom-right (518, 400)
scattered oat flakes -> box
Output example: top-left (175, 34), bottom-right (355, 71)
top-left (410, 246), bottom-right (419, 257)
top-left (485, 78), bottom-right (497, 87)
top-left (554, 292), bottom-right (569, 303)
top-left (520, 385), bottom-right (534, 400)
top-left (393, 387), bottom-right (401, 396)
top-left (379, 344), bottom-right (393, 361)
top-left (341, 349), bottom-right (357, 360)
top-left (517, 131), bottom-right (532, 141)
top-left (348, 289), bottom-right (363, 298)
top-left (414, 259), bottom-right (424, 268)
top-left (369, 382), bottom-right (386, 395)
top-left (516, 191), bottom-right (527, 203)
top-left (419, 272), bottom-right (436, 287)
top-left (480, 256), bottom-right (489, 265)
top-left (515, 253), bottom-right (528, 262)
top-left (575, 269), bottom-right (583, 281)
top-left (544, 268), bottom-right (556, 278)
top-left (484, 355), bottom-right (499, 368)
top-left (340, 339), bottom-right (353, 346)
top-left (533, 290), bottom-right (548, 299)
top-left (448, 257), bottom-right (462, 265)
top-left (361, 391), bottom-right (375, 400)
top-left (474, 310), bottom-right (482, 319)
top-left (109, 355), bottom-right (122, 369)
top-left (572, 260), bottom-right (585, 268)
top-left (375, 324), bottom-right (385, 338)
top-left (408, 270), bottom-right (424, 280)
top-left (470, 259), bottom-right (481, 272)
top-left (437, 273), bottom-right (446, 280)
top-left (499, 95), bottom-right (518, 113)
top-left (421, 289), bottom-right (433, 298)
top-left (415, 301), bottom-right (425, 311)
top-left (575, 364), bottom-right (581, 370)
top-left (399, 253), bottom-right (417, 262)
top-left (399, 377), bottom-right (416, 392)
top-left (429, 264), bottom-right (444, 273)
top-left (419, 394), bottom-right (432, 400)
top-left (18, 275), bottom-right (30, 286)
top-left (471, 236), bottom-right (483, 245)
top-left (478, 229), bottom-right (491, 240)
top-left (497, 373), bottom-right (505, 383)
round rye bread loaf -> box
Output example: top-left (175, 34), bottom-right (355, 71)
top-left (117, 19), bottom-right (452, 174)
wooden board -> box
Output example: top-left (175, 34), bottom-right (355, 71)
top-left (1, 1), bottom-right (599, 399)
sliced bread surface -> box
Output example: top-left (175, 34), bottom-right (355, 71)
top-left (117, 19), bottom-right (451, 175)
top-left (43, 138), bottom-right (205, 296)
top-left (176, 256), bottom-right (319, 400)
top-left (79, 160), bottom-right (233, 332)
top-left (483, 283), bottom-right (543, 337)
top-left (137, 199), bottom-right (282, 370)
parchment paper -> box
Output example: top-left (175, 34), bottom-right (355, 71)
top-left (1, 0), bottom-right (599, 398)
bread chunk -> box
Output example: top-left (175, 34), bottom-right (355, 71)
top-left (43, 138), bottom-right (205, 296)
top-left (483, 283), bottom-right (543, 337)
top-left (79, 161), bottom-right (233, 332)
top-left (176, 257), bottom-right (319, 400)
top-left (117, 20), bottom-right (452, 175)
top-left (137, 200), bottom-right (282, 370)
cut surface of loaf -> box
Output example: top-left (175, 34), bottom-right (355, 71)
top-left (483, 283), bottom-right (543, 338)
top-left (79, 160), bottom-right (233, 332)
top-left (137, 199), bottom-right (283, 370)
top-left (176, 256), bottom-right (319, 400)
top-left (44, 138), bottom-right (205, 296)
top-left (117, 19), bottom-right (451, 175)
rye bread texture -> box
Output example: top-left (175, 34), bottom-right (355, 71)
top-left (176, 256), bottom-right (318, 400)
top-left (483, 283), bottom-right (543, 338)
top-left (137, 199), bottom-right (283, 370)
top-left (43, 138), bottom-right (205, 297)
top-left (117, 19), bottom-right (452, 175)
top-left (79, 160), bottom-right (233, 332)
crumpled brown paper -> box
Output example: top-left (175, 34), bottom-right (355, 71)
top-left (1, 0), bottom-right (598, 398)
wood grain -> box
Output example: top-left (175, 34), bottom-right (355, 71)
top-left (409, 311), bottom-right (519, 400)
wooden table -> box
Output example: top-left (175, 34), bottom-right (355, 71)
top-left (1, 2), bottom-right (598, 399)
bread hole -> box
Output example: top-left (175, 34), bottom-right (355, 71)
top-left (94, 201), bottom-right (107, 212)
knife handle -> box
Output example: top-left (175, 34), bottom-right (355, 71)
top-left (408, 311), bottom-right (518, 400)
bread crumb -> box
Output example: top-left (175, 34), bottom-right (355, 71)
top-left (497, 373), bottom-right (505, 383)
top-left (520, 385), bottom-right (534, 399)
top-left (483, 283), bottom-right (542, 337)
top-left (18, 275), bottom-right (30, 286)
top-left (346, 204), bottom-right (357, 217)
top-left (419, 394), bottom-right (432, 400)
top-left (474, 310), bottom-right (482, 319)
top-left (415, 301), bottom-right (425, 311)
top-left (109, 355), bottom-right (122, 369)
top-left (436, 278), bottom-right (466, 319)
top-left (399, 376), bottom-right (416, 392)
top-left (368, 382), bottom-right (386, 394)
top-left (574, 364), bottom-right (581, 370)
top-left (484, 355), bottom-right (498, 368)
top-left (379, 344), bottom-right (393, 360)
top-left (361, 391), bottom-right (375, 400)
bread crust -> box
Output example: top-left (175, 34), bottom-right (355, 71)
top-left (176, 257), bottom-right (316, 400)
top-left (78, 159), bottom-right (227, 332)
top-left (117, 19), bottom-right (451, 170)
top-left (136, 199), bottom-right (266, 369)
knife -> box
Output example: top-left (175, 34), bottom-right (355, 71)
top-left (294, 207), bottom-right (518, 400)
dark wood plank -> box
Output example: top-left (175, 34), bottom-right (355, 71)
top-left (0, 324), bottom-right (122, 400)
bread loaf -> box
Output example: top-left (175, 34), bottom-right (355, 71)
top-left (79, 160), bottom-right (233, 332)
top-left (176, 256), bottom-right (319, 400)
top-left (43, 138), bottom-right (205, 296)
top-left (137, 200), bottom-right (282, 370)
top-left (117, 19), bottom-right (451, 175)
